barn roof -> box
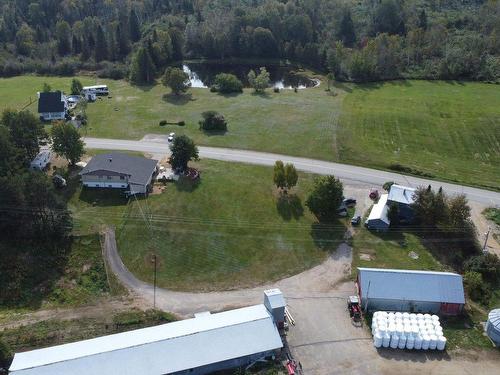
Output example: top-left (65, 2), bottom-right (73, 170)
top-left (79, 153), bottom-right (157, 185)
top-left (9, 304), bottom-right (283, 375)
top-left (357, 268), bottom-right (465, 305)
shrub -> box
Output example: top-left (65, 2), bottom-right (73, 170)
top-left (178, 121), bottom-right (185, 126)
top-left (97, 62), bottom-right (128, 80)
top-left (209, 85), bottom-right (217, 93)
top-left (274, 87), bottom-right (280, 93)
top-left (0, 337), bottom-right (12, 367)
top-left (464, 271), bottom-right (491, 304)
top-left (464, 253), bottom-right (500, 283)
top-left (159, 120), bottom-right (167, 126)
top-left (213, 73), bottom-right (243, 93)
top-left (199, 111), bottom-right (227, 132)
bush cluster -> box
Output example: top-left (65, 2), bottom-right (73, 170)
top-left (199, 111), bottom-right (227, 132)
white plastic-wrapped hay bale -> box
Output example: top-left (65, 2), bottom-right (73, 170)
top-left (390, 334), bottom-right (399, 349)
top-left (421, 334), bottom-right (430, 350)
top-left (431, 315), bottom-right (440, 323)
top-left (436, 336), bottom-right (447, 350)
top-left (414, 334), bottom-right (423, 350)
top-left (429, 334), bottom-right (438, 350)
top-left (388, 312), bottom-right (396, 321)
top-left (402, 312), bottom-right (410, 320)
top-left (382, 332), bottom-right (391, 348)
top-left (374, 331), bottom-right (383, 348)
top-left (406, 333), bottom-right (415, 349)
top-left (398, 333), bottom-right (407, 349)
top-left (424, 313), bottom-right (432, 321)
top-left (395, 312), bottom-right (403, 320)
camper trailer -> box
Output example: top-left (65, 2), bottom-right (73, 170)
top-left (82, 85), bottom-right (109, 96)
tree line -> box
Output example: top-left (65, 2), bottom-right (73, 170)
top-left (0, 0), bottom-right (498, 82)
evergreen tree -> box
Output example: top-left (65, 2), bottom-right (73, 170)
top-left (129, 47), bottom-right (156, 85)
top-left (56, 20), bottom-right (72, 55)
top-left (115, 23), bottom-right (130, 58)
top-left (129, 9), bottom-right (141, 42)
top-left (94, 24), bottom-right (108, 62)
top-left (418, 9), bottom-right (428, 30)
top-left (337, 10), bottom-right (356, 47)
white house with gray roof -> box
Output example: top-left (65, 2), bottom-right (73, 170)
top-left (79, 153), bottom-right (158, 195)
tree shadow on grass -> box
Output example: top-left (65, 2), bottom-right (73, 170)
top-left (310, 221), bottom-right (346, 252)
top-left (174, 176), bottom-right (201, 192)
top-left (0, 238), bottom-right (72, 309)
top-left (133, 82), bottom-right (157, 92)
top-left (201, 128), bottom-right (228, 137)
top-left (276, 194), bottom-right (304, 221)
top-left (332, 81), bottom-right (353, 93)
top-left (162, 92), bottom-right (196, 105)
top-left (250, 91), bottom-right (272, 99)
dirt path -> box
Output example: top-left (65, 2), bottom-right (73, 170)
top-left (0, 298), bottom-right (142, 331)
top-left (470, 202), bottom-right (500, 257)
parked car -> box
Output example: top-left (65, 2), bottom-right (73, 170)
top-left (351, 215), bottom-right (361, 226)
top-left (52, 174), bottom-right (67, 188)
top-left (343, 197), bottom-right (357, 207)
top-left (167, 133), bottom-right (175, 142)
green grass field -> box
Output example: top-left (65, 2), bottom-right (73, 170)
top-left (0, 76), bottom-right (498, 188)
top-left (351, 224), bottom-right (445, 277)
top-left (338, 81), bottom-right (500, 189)
top-left (66, 159), bottom-right (347, 291)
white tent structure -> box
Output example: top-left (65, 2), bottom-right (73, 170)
top-left (9, 304), bottom-right (283, 375)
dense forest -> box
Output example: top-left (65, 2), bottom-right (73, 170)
top-left (0, 0), bottom-right (499, 82)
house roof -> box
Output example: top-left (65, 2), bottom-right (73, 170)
top-left (388, 184), bottom-right (416, 205)
top-left (79, 153), bottom-right (157, 185)
top-left (366, 194), bottom-right (390, 225)
top-left (9, 304), bottom-right (283, 375)
top-left (357, 268), bottom-right (465, 305)
top-left (38, 92), bottom-right (65, 113)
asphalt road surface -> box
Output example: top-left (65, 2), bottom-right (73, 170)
top-left (84, 136), bottom-right (500, 206)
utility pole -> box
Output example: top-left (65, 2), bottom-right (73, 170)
top-left (483, 227), bottom-right (491, 252)
top-left (152, 254), bottom-right (157, 309)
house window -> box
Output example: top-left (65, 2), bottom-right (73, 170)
top-left (107, 176), bottom-right (112, 180)
top-left (120, 176), bottom-right (125, 180)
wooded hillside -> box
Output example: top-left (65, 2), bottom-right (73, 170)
top-left (0, 0), bottom-right (498, 82)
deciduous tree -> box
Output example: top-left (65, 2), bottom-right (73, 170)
top-left (162, 67), bottom-right (190, 95)
top-left (51, 122), bottom-right (85, 165)
top-left (170, 135), bottom-right (199, 171)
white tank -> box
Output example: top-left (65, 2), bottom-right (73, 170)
top-left (398, 333), bottom-right (407, 349)
top-left (406, 334), bottom-right (415, 349)
top-left (421, 334), bottom-right (430, 350)
top-left (429, 334), bottom-right (438, 350)
top-left (437, 336), bottom-right (447, 350)
top-left (374, 332), bottom-right (383, 348)
top-left (390, 334), bottom-right (399, 349)
top-left (414, 334), bottom-right (423, 350)
top-left (383, 332), bottom-right (391, 348)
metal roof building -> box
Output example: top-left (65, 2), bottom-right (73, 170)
top-left (486, 309), bottom-right (500, 346)
top-left (357, 268), bottom-right (465, 315)
top-left (365, 194), bottom-right (390, 231)
top-left (9, 304), bottom-right (283, 375)
top-left (387, 184), bottom-right (416, 205)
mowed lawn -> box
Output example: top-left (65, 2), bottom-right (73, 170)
top-left (1, 76), bottom-right (499, 189)
top-left (338, 81), bottom-right (500, 189)
top-left (0, 74), bottom-right (339, 161)
top-left (67, 159), bottom-right (348, 291)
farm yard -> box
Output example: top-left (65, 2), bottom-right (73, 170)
top-left (0, 76), bottom-right (499, 190)
top-left (67, 158), bottom-right (349, 291)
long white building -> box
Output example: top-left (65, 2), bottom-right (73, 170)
top-left (9, 293), bottom-right (285, 375)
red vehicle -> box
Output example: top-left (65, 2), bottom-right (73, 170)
top-left (347, 295), bottom-right (362, 322)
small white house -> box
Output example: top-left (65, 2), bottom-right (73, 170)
top-left (30, 150), bottom-right (52, 170)
top-left (38, 91), bottom-right (68, 121)
top-left (365, 194), bottom-right (390, 231)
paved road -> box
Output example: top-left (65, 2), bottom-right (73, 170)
top-left (84, 136), bottom-right (500, 206)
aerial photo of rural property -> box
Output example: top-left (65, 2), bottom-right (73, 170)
top-left (0, 0), bottom-right (500, 374)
